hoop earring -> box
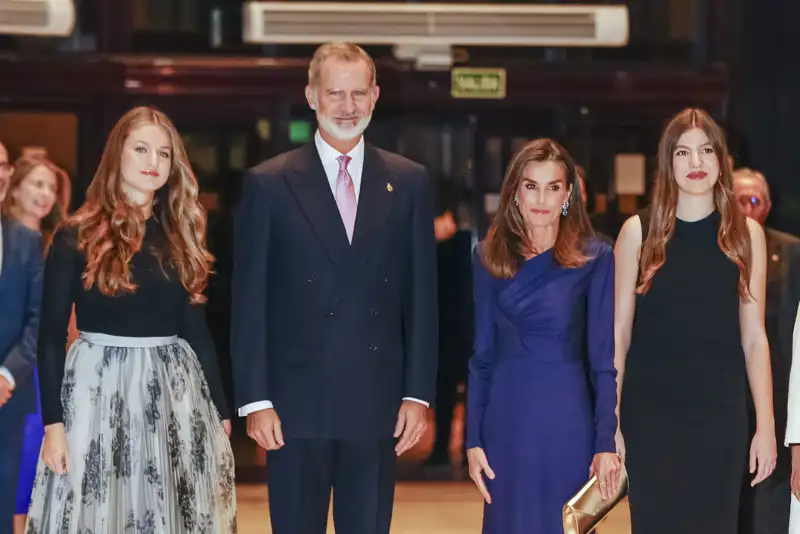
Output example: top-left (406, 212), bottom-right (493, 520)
top-left (562, 200), bottom-right (569, 216)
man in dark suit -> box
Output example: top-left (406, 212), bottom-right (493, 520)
top-left (426, 182), bottom-right (474, 466)
top-left (735, 167), bottom-right (800, 534)
top-left (576, 165), bottom-right (614, 245)
top-left (231, 43), bottom-right (438, 534)
top-left (0, 141), bottom-right (43, 532)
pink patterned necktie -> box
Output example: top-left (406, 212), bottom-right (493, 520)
top-left (335, 154), bottom-right (357, 243)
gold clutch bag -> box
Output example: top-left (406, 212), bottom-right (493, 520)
top-left (562, 463), bottom-right (628, 534)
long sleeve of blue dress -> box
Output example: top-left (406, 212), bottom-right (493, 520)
top-left (465, 247), bottom-right (496, 450)
top-left (586, 244), bottom-right (618, 453)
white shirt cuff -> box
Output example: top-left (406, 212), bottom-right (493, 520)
top-left (237, 398), bottom-right (428, 417)
top-left (238, 400), bottom-right (274, 417)
top-left (403, 397), bottom-right (429, 408)
top-left (0, 367), bottom-right (16, 389)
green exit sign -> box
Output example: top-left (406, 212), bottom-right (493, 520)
top-left (451, 68), bottom-right (507, 99)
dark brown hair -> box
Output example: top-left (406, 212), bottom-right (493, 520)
top-left (638, 108), bottom-right (752, 298)
top-left (482, 138), bottom-right (592, 278)
top-left (69, 106), bottom-right (213, 303)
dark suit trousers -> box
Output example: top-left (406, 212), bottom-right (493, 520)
top-left (0, 411), bottom-right (26, 533)
top-left (739, 473), bottom-right (791, 534)
top-left (267, 438), bottom-right (397, 534)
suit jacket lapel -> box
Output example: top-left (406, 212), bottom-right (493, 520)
top-left (285, 144), bottom-right (350, 264)
top-left (352, 145), bottom-right (394, 247)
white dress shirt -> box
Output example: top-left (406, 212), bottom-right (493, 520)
top-left (237, 131), bottom-right (428, 417)
top-left (0, 217), bottom-right (17, 388)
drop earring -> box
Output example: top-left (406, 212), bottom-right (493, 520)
top-left (562, 200), bottom-right (569, 216)
top-left (514, 194), bottom-right (520, 206)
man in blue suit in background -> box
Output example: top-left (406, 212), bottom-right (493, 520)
top-left (0, 141), bottom-right (43, 532)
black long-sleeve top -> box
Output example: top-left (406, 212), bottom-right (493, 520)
top-left (37, 218), bottom-right (229, 426)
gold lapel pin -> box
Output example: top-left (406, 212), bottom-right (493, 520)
top-left (386, 182), bottom-right (393, 192)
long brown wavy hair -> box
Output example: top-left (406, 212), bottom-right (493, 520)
top-left (69, 106), bottom-right (213, 303)
top-left (638, 108), bottom-right (751, 298)
top-left (2, 156), bottom-right (71, 251)
top-left (482, 138), bottom-right (593, 278)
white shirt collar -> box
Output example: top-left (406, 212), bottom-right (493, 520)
top-left (314, 130), bottom-right (365, 201)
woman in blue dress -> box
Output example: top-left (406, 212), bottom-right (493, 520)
top-left (466, 138), bottom-right (621, 533)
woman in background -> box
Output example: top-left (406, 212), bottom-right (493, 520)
top-left (615, 108), bottom-right (776, 533)
top-left (25, 106), bottom-right (236, 533)
top-left (465, 138), bottom-right (620, 534)
top-left (1, 156), bottom-right (76, 534)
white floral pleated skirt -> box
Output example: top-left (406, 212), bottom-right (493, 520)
top-left (25, 332), bottom-right (237, 533)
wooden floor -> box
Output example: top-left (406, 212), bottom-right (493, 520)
top-left (233, 397), bottom-right (632, 532)
top-left (234, 483), bottom-right (632, 533)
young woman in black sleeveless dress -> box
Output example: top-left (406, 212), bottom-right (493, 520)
top-left (614, 108), bottom-right (777, 533)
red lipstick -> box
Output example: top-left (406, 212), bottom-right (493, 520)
top-left (141, 170), bottom-right (160, 177)
top-left (531, 208), bottom-right (550, 215)
top-left (687, 171), bottom-right (707, 180)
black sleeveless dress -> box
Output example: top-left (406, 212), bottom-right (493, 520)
top-left (620, 210), bottom-right (749, 534)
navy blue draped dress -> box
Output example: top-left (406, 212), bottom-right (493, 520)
top-left (466, 238), bottom-right (618, 534)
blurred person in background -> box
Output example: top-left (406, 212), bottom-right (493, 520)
top-left (427, 179), bottom-right (474, 467)
top-left (576, 164), bottom-right (614, 245)
top-left (0, 141), bottom-right (44, 533)
top-left (1, 155), bottom-right (78, 534)
top-left (466, 139), bottom-right (620, 533)
top-left (734, 167), bottom-right (800, 534)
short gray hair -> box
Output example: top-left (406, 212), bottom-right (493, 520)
top-left (308, 42), bottom-right (377, 88)
top-left (732, 167), bottom-right (770, 202)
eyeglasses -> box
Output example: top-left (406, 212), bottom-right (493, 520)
top-left (738, 195), bottom-right (762, 208)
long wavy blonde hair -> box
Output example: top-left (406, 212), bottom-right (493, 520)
top-left (70, 106), bottom-right (213, 303)
top-left (638, 108), bottom-right (751, 299)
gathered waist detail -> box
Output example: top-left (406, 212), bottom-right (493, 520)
top-left (79, 331), bottom-right (178, 348)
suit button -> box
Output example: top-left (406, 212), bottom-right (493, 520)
top-left (369, 309), bottom-right (378, 316)
top-left (383, 277), bottom-right (389, 283)
top-left (369, 344), bottom-right (378, 352)
top-left (325, 311), bottom-right (334, 317)
top-left (308, 274), bottom-right (317, 283)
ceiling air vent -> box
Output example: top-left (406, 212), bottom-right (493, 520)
top-left (243, 2), bottom-right (628, 47)
top-left (0, 0), bottom-right (75, 37)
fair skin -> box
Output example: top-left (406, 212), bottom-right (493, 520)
top-left (793, 448), bottom-right (800, 500)
top-left (249, 56), bottom-right (426, 457)
top-left (614, 128), bottom-right (776, 486)
top-left (467, 161), bottom-right (621, 503)
top-left (10, 164), bottom-right (58, 231)
top-left (304, 56), bottom-right (379, 154)
top-left (733, 175), bottom-right (771, 225)
top-left (40, 124), bottom-right (231, 476)
top-left (0, 142), bottom-right (13, 407)
top-left (434, 211), bottom-right (457, 242)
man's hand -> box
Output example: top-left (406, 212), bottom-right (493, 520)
top-left (247, 408), bottom-right (284, 450)
top-left (0, 376), bottom-right (13, 407)
top-left (394, 400), bottom-right (428, 456)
